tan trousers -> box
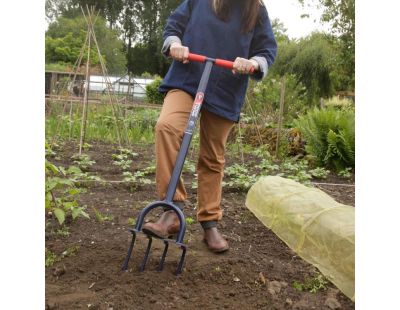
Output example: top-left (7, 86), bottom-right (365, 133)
top-left (155, 89), bottom-right (234, 222)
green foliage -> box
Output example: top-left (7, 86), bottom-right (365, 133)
top-left (271, 33), bottom-right (338, 104)
top-left (309, 167), bottom-right (330, 179)
top-left (248, 74), bottom-right (307, 123)
top-left (224, 164), bottom-right (259, 191)
top-left (112, 148), bottom-right (138, 171)
top-left (45, 62), bottom-right (73, 72)
top-left (112, 154), bottom-right (133, 170)
top-left (45, 31), bottom-right (100, 65)
top-left (279, 160), bottom-right (312, 185)
top-left (46, 16), bottom-right (126, 74)
top-left (122, 170), bottom-right (153, 190)
top-left (92, 207), bottom-right (113, 223)
top-left (338, 167), bottom-right (352, 178)
top-left (46, 104), bottom-right (159, 145)
top-left (128, 217), bottom-right (136, 226)
top-left (45, 159), bottom-right (90, 225)
top-left (45, 248), bottom-right (59, 267)
top-left (292, 273), bottom-right (329, 293)
top-left (185, 217), bottom-right (195, 225)
top-left (56, 226), bottom-right (70, 237)
top-left (324, 96), bottom-right (354, 110)
top-left (256, 158), bottom-right (280, 174)
top-left (294, 108), bottom-right (355, 171)
top-left (71, 153), bottom-right (95, 170)
top-left (298, 0), bottom-right (355, 90)
top-left (146, 76), bottom-right (164, 104)
top-left (66, 165), bottom-right (103, 184)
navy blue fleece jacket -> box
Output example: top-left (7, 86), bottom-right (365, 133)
top-left (159, 0), bottom-right (277, 122)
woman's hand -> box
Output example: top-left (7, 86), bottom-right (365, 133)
top-left (170, 42), bottom-right (190, 64)
top-left (232, 57), bottom-right (259, 75)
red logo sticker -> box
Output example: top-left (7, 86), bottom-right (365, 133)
top-left (194, 92), bottom-right (204, 105)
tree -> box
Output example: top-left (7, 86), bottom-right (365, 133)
top-left (271, 32), bottom-right (338, 104)
top-left (298, 0), bottom-right (355, 90)
top-left (46, 15), bottom-right (126, 74)
top-left (46, 0), bottom-right (124, 28)
top-left (271, 18), bottom-right (290, 43)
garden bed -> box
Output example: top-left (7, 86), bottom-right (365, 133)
top-left (46, 141), bottom-right (355, 310)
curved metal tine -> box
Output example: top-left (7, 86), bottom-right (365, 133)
top-left (157, 240), bottom-right (170, 272)
top-left (139, 236), bottom-right (153, 272)
top-left (121, 232), bottom-right (136, 271)
top-left (175, 246), bottom-right (187, 275)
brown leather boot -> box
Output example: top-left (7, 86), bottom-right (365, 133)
top-left (142, 211), bottom-right (180, 239)
top-left (203, 227), bottom-right (229, 253)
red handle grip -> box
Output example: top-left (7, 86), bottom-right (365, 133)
top-left (187, 53), bottom-right (206, 63)
top-left (187, 53), bottom-right (255, 74)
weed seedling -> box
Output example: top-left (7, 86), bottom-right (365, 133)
top-left (45, 248), bottom-right (59, 267)
top-left (61, 245), bottom-right (80, 258)
top-left (185, 217), bottom-right (195, 225)
top-left (56, 226), bottom-right (70, 237)
top-left (92, 207), bottom-right (114, 223)
top-left (292, 273), bottom-right (329, 293)
top-left (128, 217), bottom-right (136, 226)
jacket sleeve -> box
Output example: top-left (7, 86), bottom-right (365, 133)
top-left (249, 6), bottom-right (278, 81)
top-left (161, 0), bottom-right (193, 57)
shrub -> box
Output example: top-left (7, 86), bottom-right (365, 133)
top-left (324, 96), bottom-right (354, 110)
top-left (246, 74), bottom-right (307, 124)
top-left (294, 107), bottom-right (354, 171)
top-left (146, 76), bottom-right (164, 104)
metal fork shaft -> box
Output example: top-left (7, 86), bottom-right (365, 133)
top-left (121, 232), bottom-right (136, 271)
top-left (157, 241), bottom-right (170, 272)
top-left (139, 237), bottom-right (153, 272)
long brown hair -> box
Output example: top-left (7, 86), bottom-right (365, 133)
top-left (212, 0), bottom-right (262, 33)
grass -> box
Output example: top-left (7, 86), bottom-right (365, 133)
top-left (46, 103), bottom-right (159, 145)
top-left (92, 207), bottom-right (114, 223)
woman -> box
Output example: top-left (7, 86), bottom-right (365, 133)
top-left (142, 0), bottom-right (277, 253)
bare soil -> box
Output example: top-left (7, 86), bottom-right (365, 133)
top-left (46, 141), bottom-right (355, 310)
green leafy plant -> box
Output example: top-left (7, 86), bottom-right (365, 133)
top-left (224, 164), bottom-right (259, 191)
top-left (45, 248), bottom-right (59, 267)
top-left (112, 153), bottom-right (133, 170)
top-left (324, 96), bottom-right (354, 110)
top-left (145, 76), bottom-right (164, 104)
top-left (71, 153), bottom-right (96, 170)
top-left (92, 207), bottom-right (114, 223)
top-left (128, 217), bottom-right (136, 226)
top-left (45, 140), bottom-right (57, 157)
top-left (294, 107), bottom-right (355, 171)
top-left (183, 160), bottom-right (196, 174)
top-left (82, 142), bottom-right (93, 150)
top-left (292, 273), bottom-right (329, 293)
top-left (338, 167), bottom-right (352, 178)
top-left (45, 159), bottom-right (90, 225)
top-left (256, 158), bottom-right (280, 174)
top-left (185, 217), bottom-right (195, 225)
top-left (56, 226), bottom-right (70, 237)
top-left (112, 149), bottom-right (138, 171)
top-left (122, 171), bottom-right (153, 189)
top-left (280, 160), bottom-right (312, 185)
top-left (66, 165), bottom-right (103, 183)
top-left (309, 167), bottom-right (330, 179)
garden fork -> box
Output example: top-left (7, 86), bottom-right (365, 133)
top-left (121, 53), bottom-right (254, 275)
